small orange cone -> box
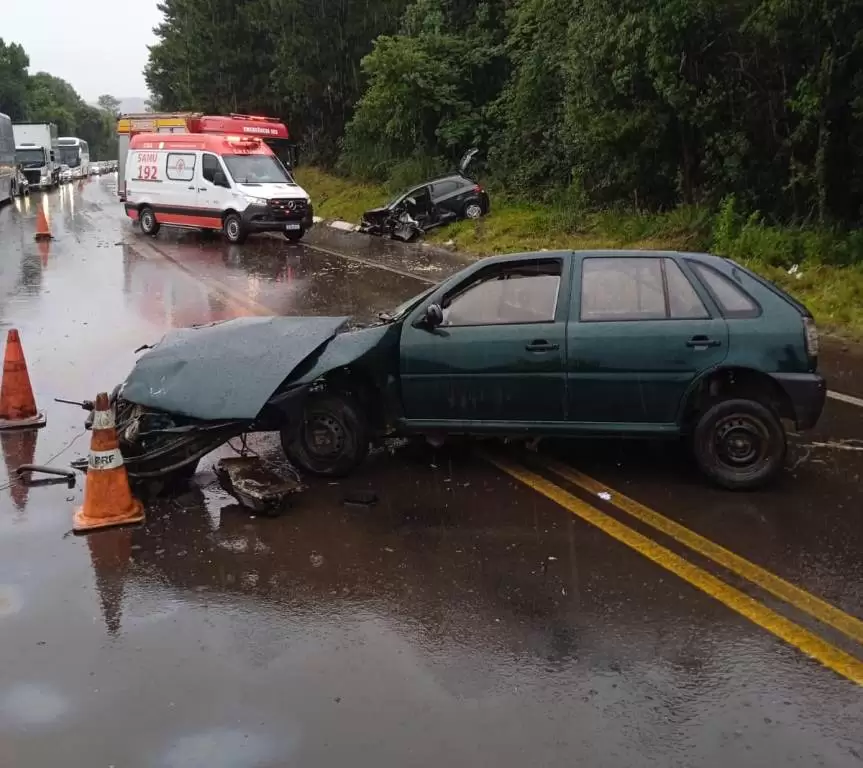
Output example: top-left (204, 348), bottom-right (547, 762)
top-left (73, 392), bottom-right (144, 533)
top-left (0, 330), bottom-right (46, 430)
top-left (34, 208), bottom-right (52, 241)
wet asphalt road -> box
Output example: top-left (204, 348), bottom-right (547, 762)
top-left (0, 178), bottom-right (862, 767)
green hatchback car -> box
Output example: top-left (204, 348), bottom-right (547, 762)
top-left (287, 249), bottom-right (824, 490)
top-left (116, 249), bottom-right (827, 491)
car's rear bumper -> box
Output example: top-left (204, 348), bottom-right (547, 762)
top-left (771, 372), bottom-right (826, 429)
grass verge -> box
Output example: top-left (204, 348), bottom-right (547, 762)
top-left (296, 168), bottom-right (863, 339)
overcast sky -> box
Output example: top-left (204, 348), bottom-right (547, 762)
top-left (5, 0), bottom-right (163, 102)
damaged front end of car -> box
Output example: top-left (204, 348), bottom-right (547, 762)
top-left (102, 315), bottom-right (401, 486)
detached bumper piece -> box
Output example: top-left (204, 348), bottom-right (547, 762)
top-left (215, 456), bottom-right (304, 516)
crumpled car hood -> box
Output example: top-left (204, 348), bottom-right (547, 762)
top-left (120, 316), bottom-right (349, 420)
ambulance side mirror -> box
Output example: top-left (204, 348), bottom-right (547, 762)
top-left (213, 171), bottom-right (229, 188)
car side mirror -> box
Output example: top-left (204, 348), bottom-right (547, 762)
top-left (424, 303), bottom-right (443, 329)
top-left (213, 170), bottom-right (229, 188)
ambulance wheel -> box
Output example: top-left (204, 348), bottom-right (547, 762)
top-left (139, 207), bottom-right (160, 236)
top-left (223, 213), bottom-right (247, 244)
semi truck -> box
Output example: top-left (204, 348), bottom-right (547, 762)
top-left (12, 122), bottom-right (60, 189)
top-left (116, 112), bottom-right (296, 200)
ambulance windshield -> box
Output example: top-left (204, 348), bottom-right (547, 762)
top-left (223, 154), bottom-right (295, 184)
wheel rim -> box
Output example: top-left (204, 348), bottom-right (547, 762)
top-left (226, 219), bottom-right (239, 240)
top-left (142, 212), bottom-right (153, 230)
top-left (302, 411), bottom-right (347, 460)
top-left (466, 204), bottom-right (482, 219)
top-left (713, 413), bottom-right (771, 472)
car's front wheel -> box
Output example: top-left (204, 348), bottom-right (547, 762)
top-left (223, 213), bottom-right (247, 244)
top-left (139, 207), bottom-right (160, 236)
top-left (692, 398), bottom-right (787, 490)
top-left (281, 392), bottom-right (369, 477)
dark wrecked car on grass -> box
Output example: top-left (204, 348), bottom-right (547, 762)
top-left (107, 249), bottom-right (825, 491)
top-left (359, 149), bottom-right (489, 241)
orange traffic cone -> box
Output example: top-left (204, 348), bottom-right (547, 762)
top-left (73, 392), bottom-right (144, 533)
top-left (34, 208), bottom-right (52, 241)
top-left (0, 330), bottom-right (46, 430)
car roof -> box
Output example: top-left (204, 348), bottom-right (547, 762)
top-left (427, 174), bottom-right (470, 186)
top-left (478, 249), bottom-right (728, 266)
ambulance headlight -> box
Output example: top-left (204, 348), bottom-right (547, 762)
top-left (243, 195), bottom-right (267, 205)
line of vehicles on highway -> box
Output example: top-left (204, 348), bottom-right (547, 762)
top-left (0, 113), bottom-right (95, 202)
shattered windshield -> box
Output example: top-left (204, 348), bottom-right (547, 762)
top-left (223, 154), bottom-right (292, 184)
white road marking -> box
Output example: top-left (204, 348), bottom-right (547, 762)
top-left (827, 390), bottom-right (863, 408)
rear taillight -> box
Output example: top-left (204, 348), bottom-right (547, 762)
top-left (804, 316), bottom-right (819, 358)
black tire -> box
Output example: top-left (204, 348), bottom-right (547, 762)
top-left (283, 228), bottom-right (305, 242)
top-left (281, 392), bottom-right (369, 477)
top-left (692, 398), bottom-right (787, 490)
top-left (223, 213), bottom-right (247, 244)
top-left (463, 200), bottom-right (484, 220)
top-left (139, 206), bottom-right (160, 236)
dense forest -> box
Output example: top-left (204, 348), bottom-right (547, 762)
top-left (0, 38), bottom-right (118, 160)
top-left (146, 0), bottom-right (863, 227)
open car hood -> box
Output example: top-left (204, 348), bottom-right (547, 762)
top-left (119, 316), bottom-right (350, 420)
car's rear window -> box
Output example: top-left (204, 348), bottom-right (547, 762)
top-left (689, 262), bottom-right (761, 318)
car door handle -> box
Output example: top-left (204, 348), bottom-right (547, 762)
top-left (187, 186), bottom-right (196, 190)
top-left (525, 340), bottom-right (560, 352)
top-left (197, 187), bottom-right (207, 192)
top-left (686, 335), bottom-right (722, 348)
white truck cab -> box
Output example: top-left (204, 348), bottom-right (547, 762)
top-left (124, 133), bottom-right (313, 244)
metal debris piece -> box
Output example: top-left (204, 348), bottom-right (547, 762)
top-left (342, 490), bottom-right (378, 508)
top-left (16, 464), bottom-right (76, 488)
top-left (215, 456), bottom-right (304, 515)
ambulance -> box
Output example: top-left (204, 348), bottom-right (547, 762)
top-left (124, 132), bottom-right (313, 244)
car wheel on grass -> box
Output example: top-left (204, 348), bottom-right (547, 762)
top-left (139, 207), bottom-right (160, 236)
top-left (281, 392), bottom-right (369, 477)
top-left (464, 201), bottom-right (484, 219)
top-left (692, 398), bottom-right (786, 490)
top-left (223, 213), bottom-right (247, 244)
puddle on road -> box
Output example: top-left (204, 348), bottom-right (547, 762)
top-left (159, 726), bottom-right (296, 768)
top-left (0, 683), bottom-right (68, 726)
top-left (0, 585), bottom-right (23, 617)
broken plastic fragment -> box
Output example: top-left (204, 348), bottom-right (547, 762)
top-left (597, 491), bottom-right (612, 501)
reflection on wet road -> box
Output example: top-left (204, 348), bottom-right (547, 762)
top-left (0, 178), bottom-right (861, 767)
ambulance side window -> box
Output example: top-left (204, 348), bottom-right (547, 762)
top-left (202, 154), bottom-right (221, 183)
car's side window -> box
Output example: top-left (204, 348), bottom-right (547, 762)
top-left (442, 261), bottom-right (562, 327)
top-left (202, 153), bottom-right (221, 183)
top-left (432, 180), bottom-right (458, 198)
top-left (665, 259), bottom-right (709, 318)
top-left (689, 262), bottom-right (760, 318)
top-left (580, 258), bottom-right (666, 321)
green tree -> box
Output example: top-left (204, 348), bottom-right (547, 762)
top-left (0, 38), bottom-right (30, 120)
top-left (97, 94), bottom-right (122, 116)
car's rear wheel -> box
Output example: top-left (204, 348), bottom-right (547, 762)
top-left (464, 201), bottom-right (484, 219)
top-left (223, 213), bottom-right (247, 244)
top-left (281, 392), bottom-right (369, 477)
top-left (139, 207), bottom-right (160, 236)
top-left (692, 398), bottom-right (786, 490)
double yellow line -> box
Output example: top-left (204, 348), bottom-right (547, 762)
top-left (487, 453), bottom-right (863, 686)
